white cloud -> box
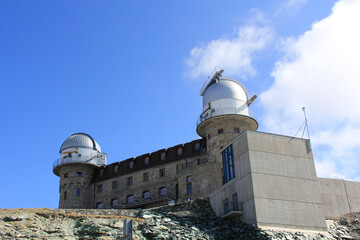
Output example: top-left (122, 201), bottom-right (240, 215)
top-left (185, 16), bottom-right (273, 80)
top-left (261, 0), bottom-right (360, 180)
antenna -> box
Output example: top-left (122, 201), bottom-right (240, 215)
top-left (292, 107), bottom-right (311, 141)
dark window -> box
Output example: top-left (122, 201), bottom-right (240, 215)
top-left (234, 127), bottom-right (240, 133)
top-left (218, 128), bottom-right (224, 134)
top-left (144, 157), bottom-right (150, 165)
top-left (159, 168), bottom-right (165, 177)
top-left (114, 165), bottom-right (119, 173)
top-left (187, 176), bottom-right (192, 195)
top-left (143, 172), bottom-right (149, 182)
top-left (78, 153), bottom-right (81, 157)
top-left (223, 198), bottom-right (229, 214)
top-left (177, 148), bottom-right (183, 156)
top-left (222, 144), bottom-right (235, 184)
top-left (197, 159), bottom-right (201, 165)
top-left (143, 191), bottom-right (150, 200)
top-left (127, 195), bottom-right (134, 204)
top-left (160, 152), bottom-right (166, 161)
top-left (195, 142), bottom-right (200, 151)
top-left (112, 181), bottom-right (118, 190)
top-left (207, 133), bottom-right (211, 139)
top-left (112, 198), bottom-right (118, 207)
top-left (64, 191), bottom-right (67, 200)
top-left (129, 161), bottom-right (134, 169)
top-left (99, 169), bottom-right (104, 177)
top-left (159, 187), bottom-right (167, 196)
top-left (76, 172), bottom-right (82, 177)
top-left (97, 184), bottom-right (103, 193)
top-left (64, 173), bottom-right (68, 178)
top-left (232, 193), bottom-right (239, 211)
top-left (97, 202), bottom-right (103, 209)
top-left (127, 176), bottom-right (133, 185)
top-left (76, 188), bottom-right (80, 196)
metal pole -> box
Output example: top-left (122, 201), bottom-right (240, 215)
top-left (302, 107), bottom-right (311, 142)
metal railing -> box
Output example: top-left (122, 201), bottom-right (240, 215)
top-left (197, 107), bottom-right (256, 126)
top-left (53, 154), bottom-right (107, 169)
top-left (219, 201), bottom-right (243, 216)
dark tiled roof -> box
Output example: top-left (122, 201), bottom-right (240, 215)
top-left (92, 139), bottom-right (206, 182)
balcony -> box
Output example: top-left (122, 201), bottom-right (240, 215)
top-left (121, 196), bottom-right (174, 209)
top-left (53, 154), bottom-right (107, 175)
top-left (196, 107), bottom-right (257, 127)
top-left (219, 201), bottom-right (243, 219)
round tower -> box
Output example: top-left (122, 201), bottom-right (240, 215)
top-left (196, 69), bottom-right (258, 152)
top-left (53, 133), bottom-right (107, 209)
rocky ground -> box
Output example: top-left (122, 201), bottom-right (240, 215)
top-left (0, 199), bottom-right (359, 239)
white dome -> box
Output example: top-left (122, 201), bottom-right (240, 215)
top-left (203, 77), bottom-right (250, 108)
top-left (60, 133), bottom-right (101, 153)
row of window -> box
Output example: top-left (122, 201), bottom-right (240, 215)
top-left (63, 172), bottom-right (83, 178)
top-left (208, 127), bottom-right (240, 139)
top-left (112, 143), bottom-right (201, 173)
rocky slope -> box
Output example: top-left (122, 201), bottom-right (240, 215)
top-left (0, 199), bottom-right (359, 239)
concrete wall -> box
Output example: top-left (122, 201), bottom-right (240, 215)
top-left (209, 131), bottom-right (327, 231)
top-left (318, 178), bottom-right (360, 219)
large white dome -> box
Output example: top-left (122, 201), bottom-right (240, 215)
top-left (60, 133), bottom-right (101, 153)
top-left (202, 77), bottom-right (250, 108)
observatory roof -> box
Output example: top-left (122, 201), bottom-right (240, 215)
top-left (203, 77), bottom-right (250, 107)
top-left (60, 133), bottom-right (101, 153)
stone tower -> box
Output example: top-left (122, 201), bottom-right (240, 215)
top-left (196, 69), bottom-right (258, 152)
top-left (53, 133), bottom-right (107, 209)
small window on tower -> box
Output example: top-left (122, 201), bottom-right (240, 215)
top-left (144, 156), bottom-right (150, 165)
top-left (99, 169), bottom-right (104, 177)
top-left (114, 165), bottom-right (119, 173)
top-left (127, 176), bottom-right (133, 185)
top-left (160, 152), bottom-right (166, 161)
top-left (64, 173), bottom-right (68, 178)
top-left (129, 161), bottom-right (134, 169)
top-left (64, 191), bottom-right (67, 200)
top-left (234, 127), bottom-right (240, 133)
top-left (76, 172), bottom-right (82, 177)
top-left (97, 184), bottom-right (103, 193)
top-left (112, 181), bottom-right (118, 190)
top-left (76, 188), bottom-right (80, 196)
top-left (195, 142), bottom-right (200, 151)
top-left (218, 128), bottom-right (224, 134)
top-left (177, 147), bottom-right (183, 156)
top-left (159, 168), bottom-right (165, 177)
top-left (143, 172), bottom-right (149, 182)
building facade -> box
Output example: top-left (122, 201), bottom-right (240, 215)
top-left (53, 70), bottom-right (360, 231)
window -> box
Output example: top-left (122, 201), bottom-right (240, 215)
top-left (127, 176), bottom-right (133, 185)
top-left (222, 144), bottom-right (235, 184)
top-left (64, 191), bottom-right (67, 200)
top-left (127, 195), bottom-right (134, 204)
top-left (76, 172), bottom-right (82, 177)
top-left (160, 152), bottom-right (166, 161)
top-left (99, 169), bottom-right (104, 177)
top-left (144, 156), bottom-right (150, 165)
top-left (223, 198), bottom-right (229, 214)
top-left (143, 191), bottom-right (150, 200)
top-left (97, 202), bottom-right (103, 209)
top-left (232, 193), bottom-right (239, 211)
top-left (112, 198), bottom-right (119, 207)
top-left (129, 161), bottom-right (134, 169)
top-left (177, 148), bottom-right (183, 156)
top-left (195, 142), bottom-right (200, 151)
top-left (207, 133), bottom-right (211, 139)
top-left (159, 168), bottom-right (165, 177)
top-left (218, 128), bottom-right (224, 134)
top-left (64, 173), bottom-right (68, 178)
top-left (114, 165), bottom-right (119, 173)
top-left (234, 127), bottom-right (240, 133)
top-left (97, 184), bottom-right (103, 193)
top-left (78, 153), bottom-right (81, 157)
top-left (187, 176), bottom-right (192, 196)
top-left (112, 181), bottom-right (118, 190)
top-left (143, 172), bottom-right (149, 182)
top-left (76, 188), bottom-right (80, 196)
top-left (197, 159), bottom-right (201, 165)
top-left (159, 187), bottom-right (167, 196)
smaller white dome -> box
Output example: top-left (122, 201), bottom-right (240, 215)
top-left (60, 133), bottom-right (101, 153)
top-left (203, 77), bottom-right (250, 108)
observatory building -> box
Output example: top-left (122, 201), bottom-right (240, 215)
top-left (53, 69), bottom-right (360, 231)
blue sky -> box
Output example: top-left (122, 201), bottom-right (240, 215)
top-left (1, 0), bottom-right (359, 208)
